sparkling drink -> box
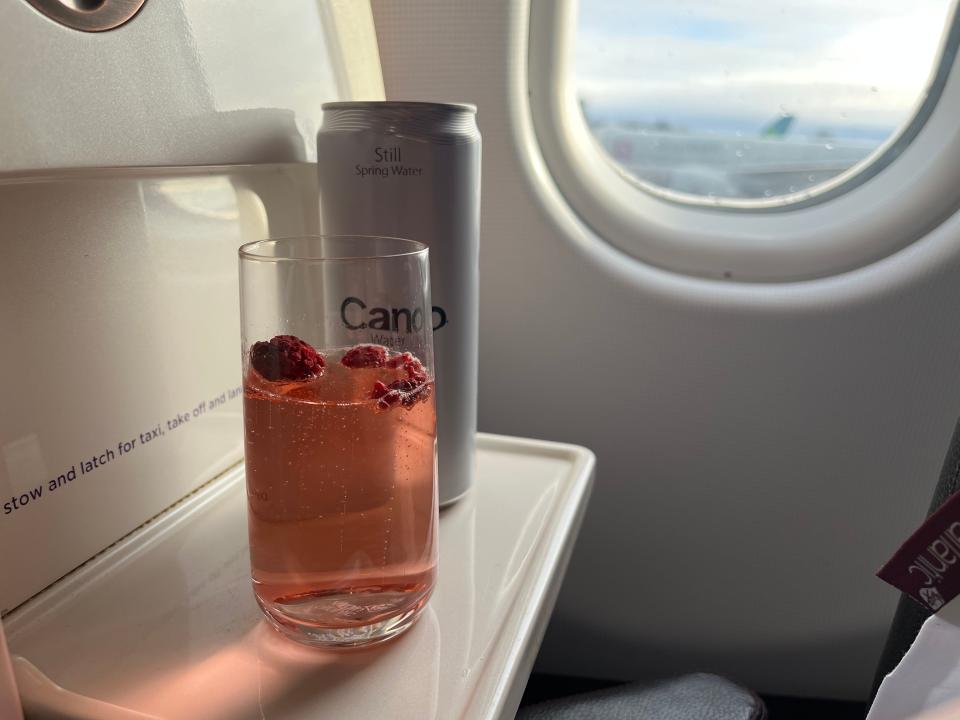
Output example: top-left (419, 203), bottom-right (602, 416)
top-left (239, 235), bottom-right (438, 647)
top-left (244, 345), bottom-right (437, 641)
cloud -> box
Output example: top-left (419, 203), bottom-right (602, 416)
top-left (575, 0), bottom-right (953, 128)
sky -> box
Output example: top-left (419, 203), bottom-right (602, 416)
top-left (575, 0), bottom-right (955, 138)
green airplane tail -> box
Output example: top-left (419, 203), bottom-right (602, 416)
top-left (761, 114), bottom-right (795, 138)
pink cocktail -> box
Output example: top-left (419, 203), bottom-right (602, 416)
top-left (239, 236), bottom-right (438, 647)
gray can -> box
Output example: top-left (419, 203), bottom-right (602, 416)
top-left (317, 101), bottom-right (481, 506)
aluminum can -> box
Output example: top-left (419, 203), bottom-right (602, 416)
top-left (318, 101), bottom-right (481, 506)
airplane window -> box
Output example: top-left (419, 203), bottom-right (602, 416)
top-left (576, 0), bottom-right (954, 205)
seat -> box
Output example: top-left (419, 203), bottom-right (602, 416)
top-left (870, 418), bottom-right (960, 701)
top-left (516, 673), bottom-right (765, 720)
top-left (520, 418), bottom-right (960, 719)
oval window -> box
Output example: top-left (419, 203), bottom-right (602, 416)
top-left (575, 0), bottom-right (955, 205)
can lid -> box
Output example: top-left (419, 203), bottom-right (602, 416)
top-left (320, 101), bottom-right (480, 141)
top-left (322, 100), bottom-right (477, 114)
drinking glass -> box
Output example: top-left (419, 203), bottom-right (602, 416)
top-left (238, 235), bottom-right (437, 647)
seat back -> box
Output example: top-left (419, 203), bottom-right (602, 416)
top-left (871, 418), bottom-right (960, 700)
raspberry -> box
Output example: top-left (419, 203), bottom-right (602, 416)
top-left (385, 352), bottom-right (412, 370)
top-left (371, 378), bottom-right (432, 410)
top-left (249, 335), bottom-right (325, 381)
top-left (407, 380), bottom-right (432, 406)
top-left (371, 380), bottom-right (401, 409)
top-left (404, 357), bottom-right (428, 384)
top-left (341, 344), bottom-right (389, 369)
top-left (386, 352), bottom-right (428, 384)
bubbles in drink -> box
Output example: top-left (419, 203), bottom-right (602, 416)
top-left (243, 341), bottom-right (437, 643)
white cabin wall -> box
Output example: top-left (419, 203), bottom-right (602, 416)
top-left (371, 0), bottom-right (960, 699)
top-left (0, 0), bottom-right (383, 613)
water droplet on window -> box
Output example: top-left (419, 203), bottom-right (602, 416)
top-left (824, 143), bottom-right (834, 150)
top-left (763, 189), bottom-right (773, 197)
top-left (871, 86), bottom-right (879, 93)
top-left (789, 185), bottom-right (797, 193)
top-left (735, 150), bottom-right (744, 158)
top-left (808, 175), bottom-right (816, 182)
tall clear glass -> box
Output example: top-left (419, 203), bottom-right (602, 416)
top-left (238, 235), bottom-right (437, 647)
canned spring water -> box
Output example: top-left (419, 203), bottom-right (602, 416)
top-left (317, 101), bottom-right (481, 507)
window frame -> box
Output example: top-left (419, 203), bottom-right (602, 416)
top-left (528, 0), bottom-right (960, 282)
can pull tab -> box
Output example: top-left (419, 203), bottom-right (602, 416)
top-left (22, 0), bottom-right (148, 32)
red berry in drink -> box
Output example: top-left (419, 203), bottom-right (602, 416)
top-left (386, 351), bottom-right (427, 384)
top-left (342, 344), bottom-right (389, 369)
top-left (385, 352), bottom-right (412, 370)
top-left (249, 335), bottom-right (325, 381)
top-left (371, 377), bottom-right (431, 410)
